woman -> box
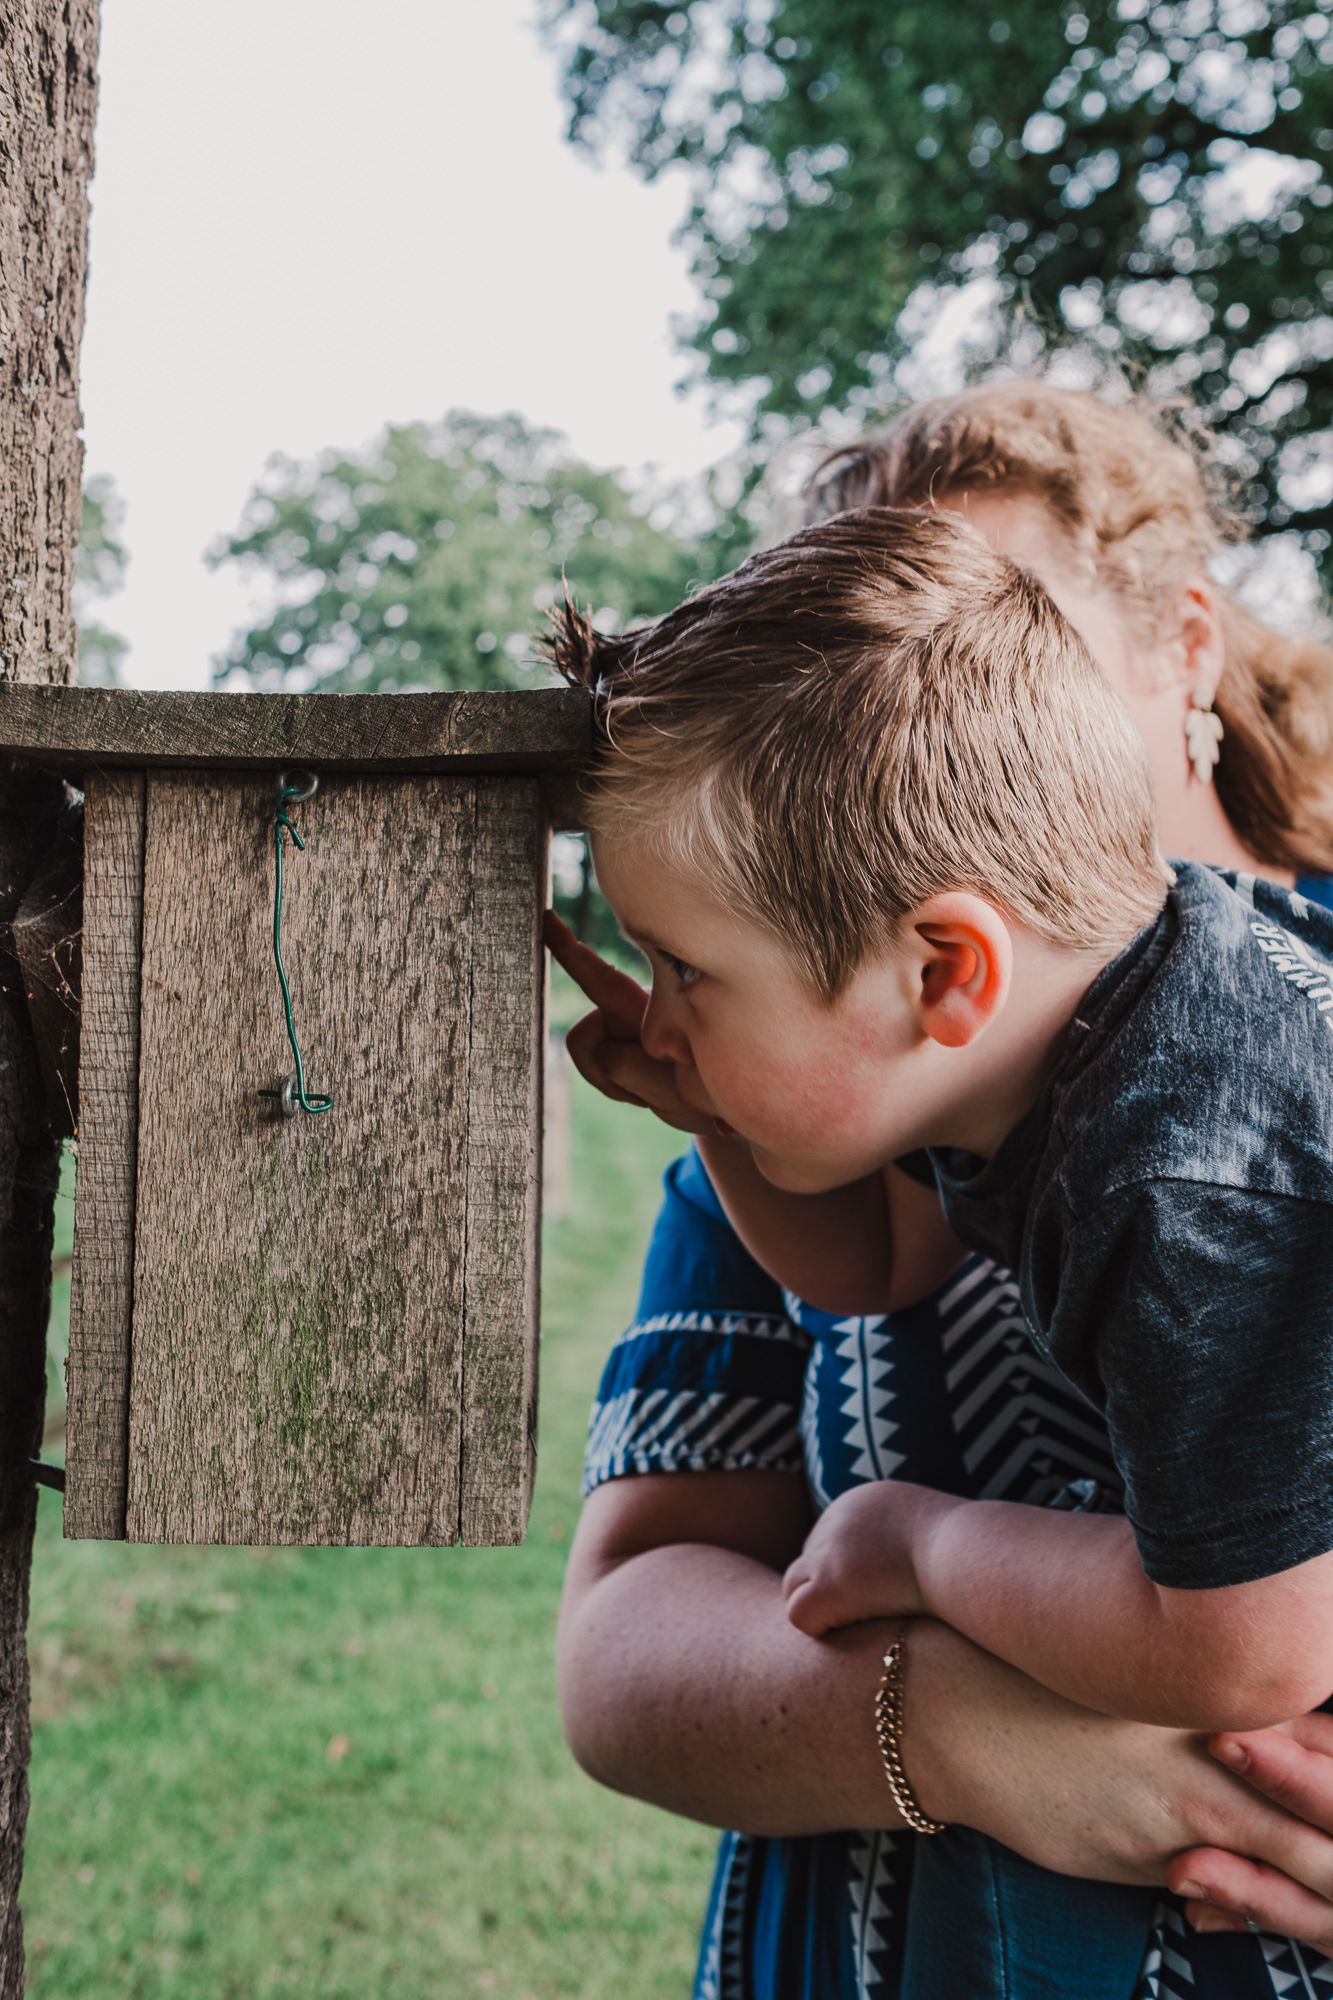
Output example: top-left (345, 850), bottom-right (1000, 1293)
top-left (557, 383), bottom-right (1333, 1999)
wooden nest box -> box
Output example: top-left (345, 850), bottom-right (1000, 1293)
top-left (2, 685), bottom-right (591, 1549)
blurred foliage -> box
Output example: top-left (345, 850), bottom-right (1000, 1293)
top-left (74, 474), bottom-right (129, 687)
top-left (543, 0), bottom-right (1333, 568)
top-left (210, 410), bottom-right (733, 692)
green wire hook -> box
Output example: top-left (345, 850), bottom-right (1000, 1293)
top-left (258, 770), bottom-right (334, 1118)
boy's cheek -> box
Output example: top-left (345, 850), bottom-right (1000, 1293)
top-left (700, 1044), bottom-right (898, 1178)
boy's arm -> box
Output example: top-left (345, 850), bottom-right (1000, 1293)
top-left (899, 1178), bottom-right (1333, 1731)
top-left (693, 1130), bottom-right (890, 1304)
top-left (696, 1136), bottom-right (966, 1316)
top-left (787, 1482), bottom-right (1333, 1731)
top-left (916, 1496), bottom-right (1333, 1730)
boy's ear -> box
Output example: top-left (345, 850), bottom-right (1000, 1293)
top-left (908, 895), bottom-right (1013, 1050)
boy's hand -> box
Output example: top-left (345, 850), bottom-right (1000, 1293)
top-left (545, 911), bottom-right (715, 1135)
top-left (783, 1481), bottom-right (954, 1637)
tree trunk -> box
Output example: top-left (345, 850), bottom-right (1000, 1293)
top-left (0, 4), bottom-right (98, 1990)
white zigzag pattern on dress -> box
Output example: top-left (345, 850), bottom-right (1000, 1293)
top-left (583, 1387), bottom-right (803, 1491)
top-left (609, 1309), bottom-right (809, 1352)
top-left (936, 1259), bottom-right (1118, 1502)
top-left (1129, 1881), bottom-right (1333, 1994)
top-left (832, 1316), bottom-right (906, 1487)
top-left (1133, 1899), bottom-right (1193, 1997)
top-left (802, 1350), bottom-right (831, 1513)
top-left (846, 1830), bottom-right (900, 2000)
top-left (1258, 1931), bottom-right (1333, 1995)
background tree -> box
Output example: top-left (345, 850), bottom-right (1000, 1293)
top-left (74, 473), bottom-right (128, 687)
top-left (0, 3), bottom-right (98, 1989)
top-left (210, 409), bottom-right (720, 692)
top-left (543, 0), bottom-right (1333, 568)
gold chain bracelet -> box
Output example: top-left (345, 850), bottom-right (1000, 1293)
top-left (874, 1625), bottom-right (948, 1835)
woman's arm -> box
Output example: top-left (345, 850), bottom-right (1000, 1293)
top-left (558, 1468), bottom-right (900, 1835)
top-left (560, 1469), bottom-right (1333, 1908)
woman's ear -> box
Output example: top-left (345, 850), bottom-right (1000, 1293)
top-left (1176, 580), bottom-right (1226, 706)
top-left (909, 895), bottom-right (1013, 1050)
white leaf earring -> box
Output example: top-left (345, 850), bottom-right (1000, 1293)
top-left (1184, 686), bottom-right (1224, 786)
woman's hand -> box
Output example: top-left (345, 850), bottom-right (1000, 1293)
top-left (1166, 1715), bottom-right (1333, 1946)
top-left (545, 911), bottom-right (713, 1133)
top-left (906, 1626), bottom-right (1333, 1908)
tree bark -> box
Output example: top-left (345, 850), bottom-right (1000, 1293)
top-left (0, 3), bottom-right (98, 1990)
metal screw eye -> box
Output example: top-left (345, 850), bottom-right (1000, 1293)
top-left (276, 769), bottom-right (319, 805)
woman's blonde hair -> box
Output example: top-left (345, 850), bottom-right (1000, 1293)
top-left (807, 384), bottom-right (1333, 877)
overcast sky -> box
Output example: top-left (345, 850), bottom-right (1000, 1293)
top-left (81, 1), bottom-right (740, 689)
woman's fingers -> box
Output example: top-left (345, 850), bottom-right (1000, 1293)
top-left (1171, 1849), bottom-right (1333, 1952)
top-left (1166, 1751), bottom-right (1333, 1918)
top-left (544, 912), bottom-right (646, 1037)
top-left (1211, 1717), bottom-right (1333, 1836)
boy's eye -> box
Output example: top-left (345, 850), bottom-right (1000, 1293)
top-left (665, 953), bottom-right (703, 989)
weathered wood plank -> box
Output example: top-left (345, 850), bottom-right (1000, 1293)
top-left (0, 684), bottom-right (592, 772)
top-left (64, 773), bottom-right (145, 1541)
top-left (540, 767), bottom-right (590, 833)
top-left (459, 778), bottom-right (547, 1546)
top-left (124, 771), bottom-right (477, 1545)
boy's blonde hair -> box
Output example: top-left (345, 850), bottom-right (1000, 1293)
top-left (807, 383), bottom-right (1333, 877)
top-left (549, 508), bottom-right (1171, 1001)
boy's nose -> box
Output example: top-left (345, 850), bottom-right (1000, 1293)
top-left (642, 996), bottom-right (692, 1067)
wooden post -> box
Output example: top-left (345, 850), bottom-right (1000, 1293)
top-left (0, 4), bottom-right (99, 1989)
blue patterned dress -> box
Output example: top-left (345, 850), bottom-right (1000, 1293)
top-left (580, 878), bottom-right (1333, 2000)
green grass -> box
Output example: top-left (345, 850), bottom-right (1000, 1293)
top-left (22, 1029), bottom-right (715, 1999)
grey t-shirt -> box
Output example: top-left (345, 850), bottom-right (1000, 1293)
top-left (912, 862), bottom-right (1333, 1590)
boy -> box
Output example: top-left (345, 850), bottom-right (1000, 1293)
top-left (548, 506), bottom-right (1333, 1755)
